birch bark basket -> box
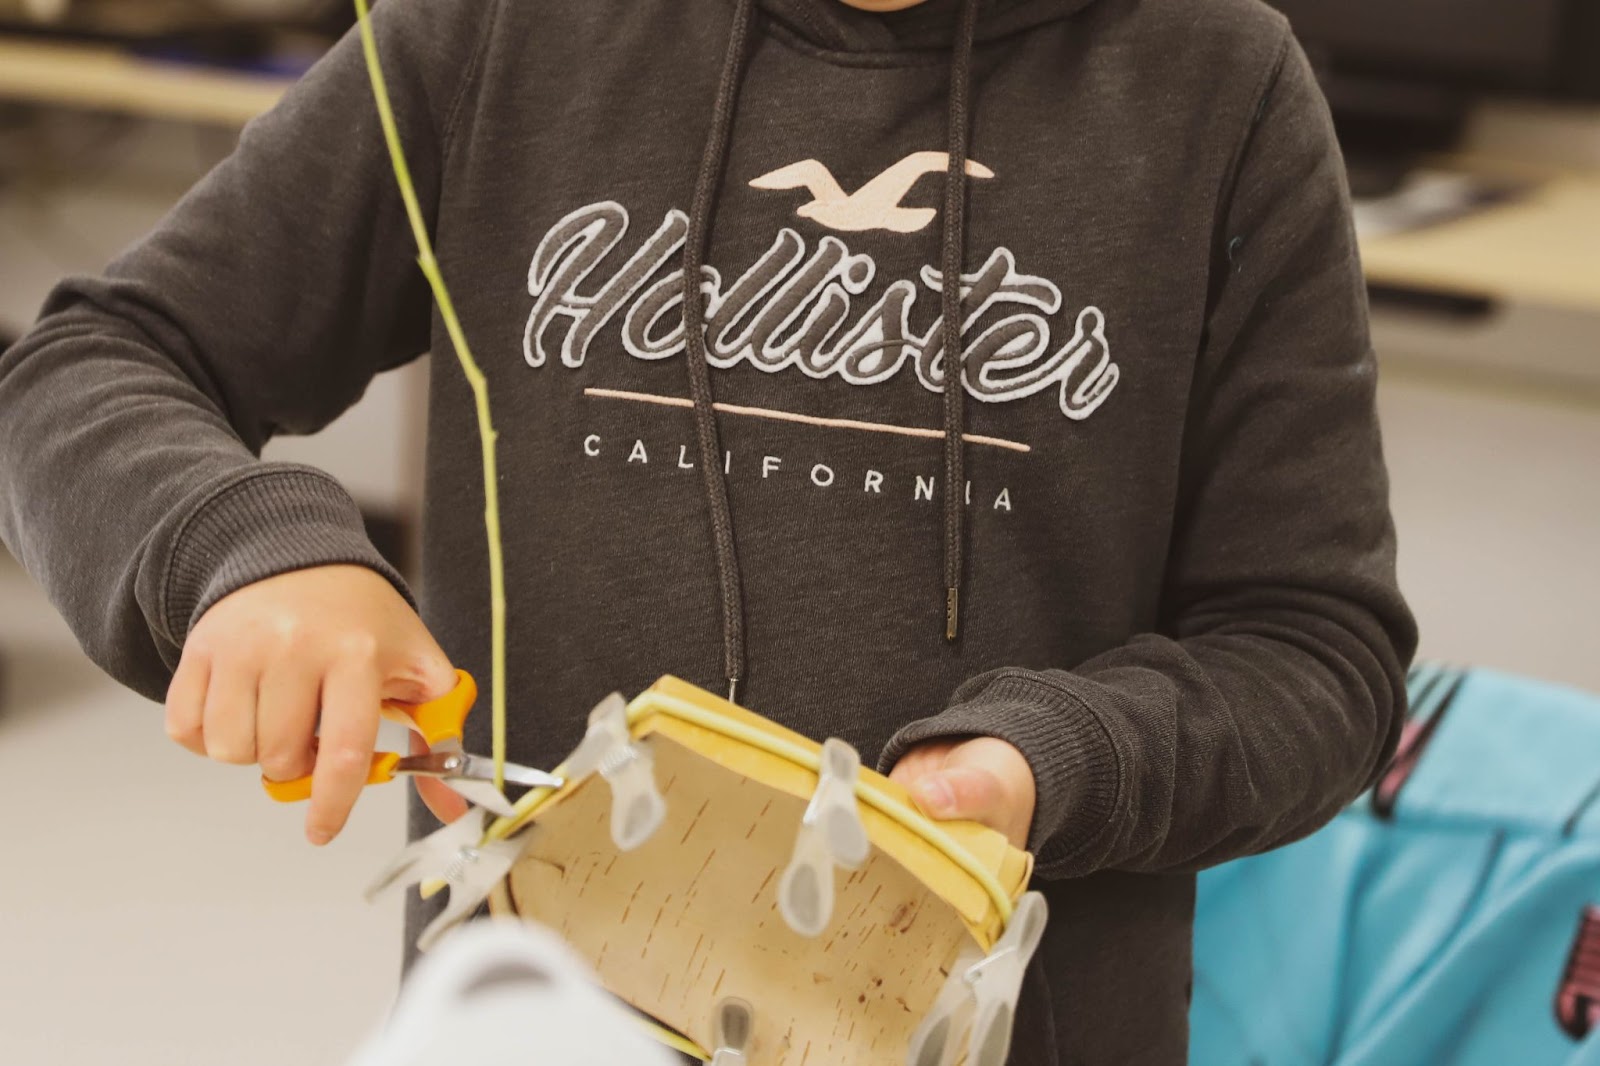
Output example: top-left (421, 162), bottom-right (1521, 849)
top-left (490, 677), bottom-right (1033, 1064)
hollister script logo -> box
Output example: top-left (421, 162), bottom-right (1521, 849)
top-left (523, 200), bottom-right (1119, 421)
top-left (749, 152), bottom-right (994, 234)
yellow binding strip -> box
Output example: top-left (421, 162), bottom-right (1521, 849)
top-left (478, 691), bottom-right (1019, 927)
top-left (640, 1018), bottom-right (713, 1060)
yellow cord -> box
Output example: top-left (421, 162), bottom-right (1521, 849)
top-left (639, 1019), bottom-right (711, 1060)
top-left (353, 0), bottom-right (508, 790)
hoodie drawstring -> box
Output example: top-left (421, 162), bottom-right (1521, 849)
top-left (682, 0), bottom-right (757, 704)
top-left (682, 0), bottom-right (982, 701)
top-left (941, 0), bottom-right (981, 642)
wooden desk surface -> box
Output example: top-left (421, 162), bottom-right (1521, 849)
top-left (1360, 168), bottom-right (1600, 314)
top-left (0, 35), bottom-right (291, 126)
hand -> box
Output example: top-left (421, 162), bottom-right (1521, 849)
top-left (888, 736), bottom-right (1037, 850)
top-left (164, 564), bottom-right (461, 845)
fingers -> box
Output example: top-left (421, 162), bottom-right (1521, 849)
top-left (895, 737), bottom-right (1037, 849)
top-left (910, 765), bottom-right (1004, 822)
top-left (159, 567), bottom-right (461, 846)
top-left (257, 662), bottom-right (321, 784)
top-left (378, 608), bottom-right (457, 705)
top-left (164, 650), bottom-right (210, 757)
top-left (202, 652), bottom-right (259, 765)
top-left (305, 642), bottom-right (383, 846)
top-left (887, 739), bottom-right (957, 790)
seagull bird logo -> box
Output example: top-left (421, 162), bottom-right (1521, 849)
top-left (749, 152), bottom-right (995, 234)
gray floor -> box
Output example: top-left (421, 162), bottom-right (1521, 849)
top-left (0, 368), bottom-right (1597, 1066)
top-left (0, 565), bottom-right (407, 1066)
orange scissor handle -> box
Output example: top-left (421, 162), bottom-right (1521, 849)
top-left (261, 670), bottom-right (477, 804)
top-left (262, 752), bottom-right (403, 803)
top-left (379, 669), bottom-right (477, 748)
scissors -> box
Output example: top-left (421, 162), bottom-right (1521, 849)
top-left (261, 670), bottom-right (561, 816)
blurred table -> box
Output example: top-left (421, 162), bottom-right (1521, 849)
top-left (0, 35), bottom-right (292, 125)
top-left (3, 33), bottom-right (1595, 312)
top-left (1359, 166), bottom-right (1600, 314)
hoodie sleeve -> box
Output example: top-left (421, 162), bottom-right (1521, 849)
top-left (0, 0), bottom-right (492, 702)
top-left (879, 35), bottom-right (1418, 879)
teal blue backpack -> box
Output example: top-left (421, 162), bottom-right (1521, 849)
top-left (1191, 664), bottom-right (1600, 1066)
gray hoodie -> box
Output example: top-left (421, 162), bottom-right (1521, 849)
top-left (0, 0), bottom-right (1417, 1061)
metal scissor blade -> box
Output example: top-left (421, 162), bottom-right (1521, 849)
top-left (450, 752), bottom-right (564, 791)
top-left (392, 750), bottom-right (563, 792)
top-left (497, 763), bottom-right (565, 790)
top-left (442, 777), bottom-right (516, 817)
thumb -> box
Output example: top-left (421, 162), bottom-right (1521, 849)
top-left (382, 636), bottom-right (457, 705)
top-left (910, 765), bottom-right (1006, 824)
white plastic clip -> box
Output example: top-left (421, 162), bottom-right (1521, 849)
top-left (904, 892), bottom-right (1048, 1066)
top-left (964, 892), bottom-right (1048, 1066)
top-left (563, 693), bottom-right (666, 852)
top-left (778, 738), bottom-right (870, 937)
top-left (709, 997), bottom-right (755, 1065)
top-left (905, 948), bottom-right (983, 1066)
top-left (364, 809), bottom-right (536, 952)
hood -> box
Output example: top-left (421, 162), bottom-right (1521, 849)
top-left (757, 0), bottom-right (1102, 53)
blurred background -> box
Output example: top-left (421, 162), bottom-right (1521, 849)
top-left (0, 1), bottom-right (1597, 1064)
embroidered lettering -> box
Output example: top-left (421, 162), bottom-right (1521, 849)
top-left (524, 203), bottom-right (1119, 420)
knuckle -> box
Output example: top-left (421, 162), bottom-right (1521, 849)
top-left (396, 650), bottom-right (438, 682)
top-left (208, 743), bottom-right (257, 766)
top-left (259, 743), bottom-right (312, 781)
top-left (321, 744), bottom-right (372, 775)
top-left (951, 773), bottom-right (990, 809)
top-left (264, 614), bottom-right (304, 654)
top-left (165, 718), bottom-right (201, 748)
top-left (182, 632), bottom-right (216, 660)
top-left (205, 647), bottom-right (249, 681)
top-left (336, 631), bottom-right (380, 665)
top-left (390, 653), bottom-right (453, 700)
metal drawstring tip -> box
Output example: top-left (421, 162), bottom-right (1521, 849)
top-left (727, 678), bottom-right (741, 705)
top-left (945, 587), bottom-right (961, 642)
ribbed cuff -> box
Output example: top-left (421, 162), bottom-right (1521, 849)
top-left (160, 466), bottom-right (413, 644)
top-left (878, 669), bottom-right (1123, 875)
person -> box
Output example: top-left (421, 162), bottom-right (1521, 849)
top-left (0, 0), bottom-right (1418, 1061)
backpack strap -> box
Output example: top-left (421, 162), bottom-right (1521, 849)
top-left (1378, 665), bottom-right (1600, 835)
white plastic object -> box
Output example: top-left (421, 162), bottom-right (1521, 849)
top-left (563, 693), bottom-right (667, 852)
top-left (709, 997), bottom-right (755, 1066)
top-left (364, 809), bottom-right (534, 951)
top-left (778, 738), bottom-right (870, 937)
top-left (965, 891), bottom-right (1048, 1065)
top-left (903, 892), bottom-right (1049, 1066)
top-left (904, 948), bottom-right (982, 1066)
top-left (344, 918), bottom-right (677, 1066)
